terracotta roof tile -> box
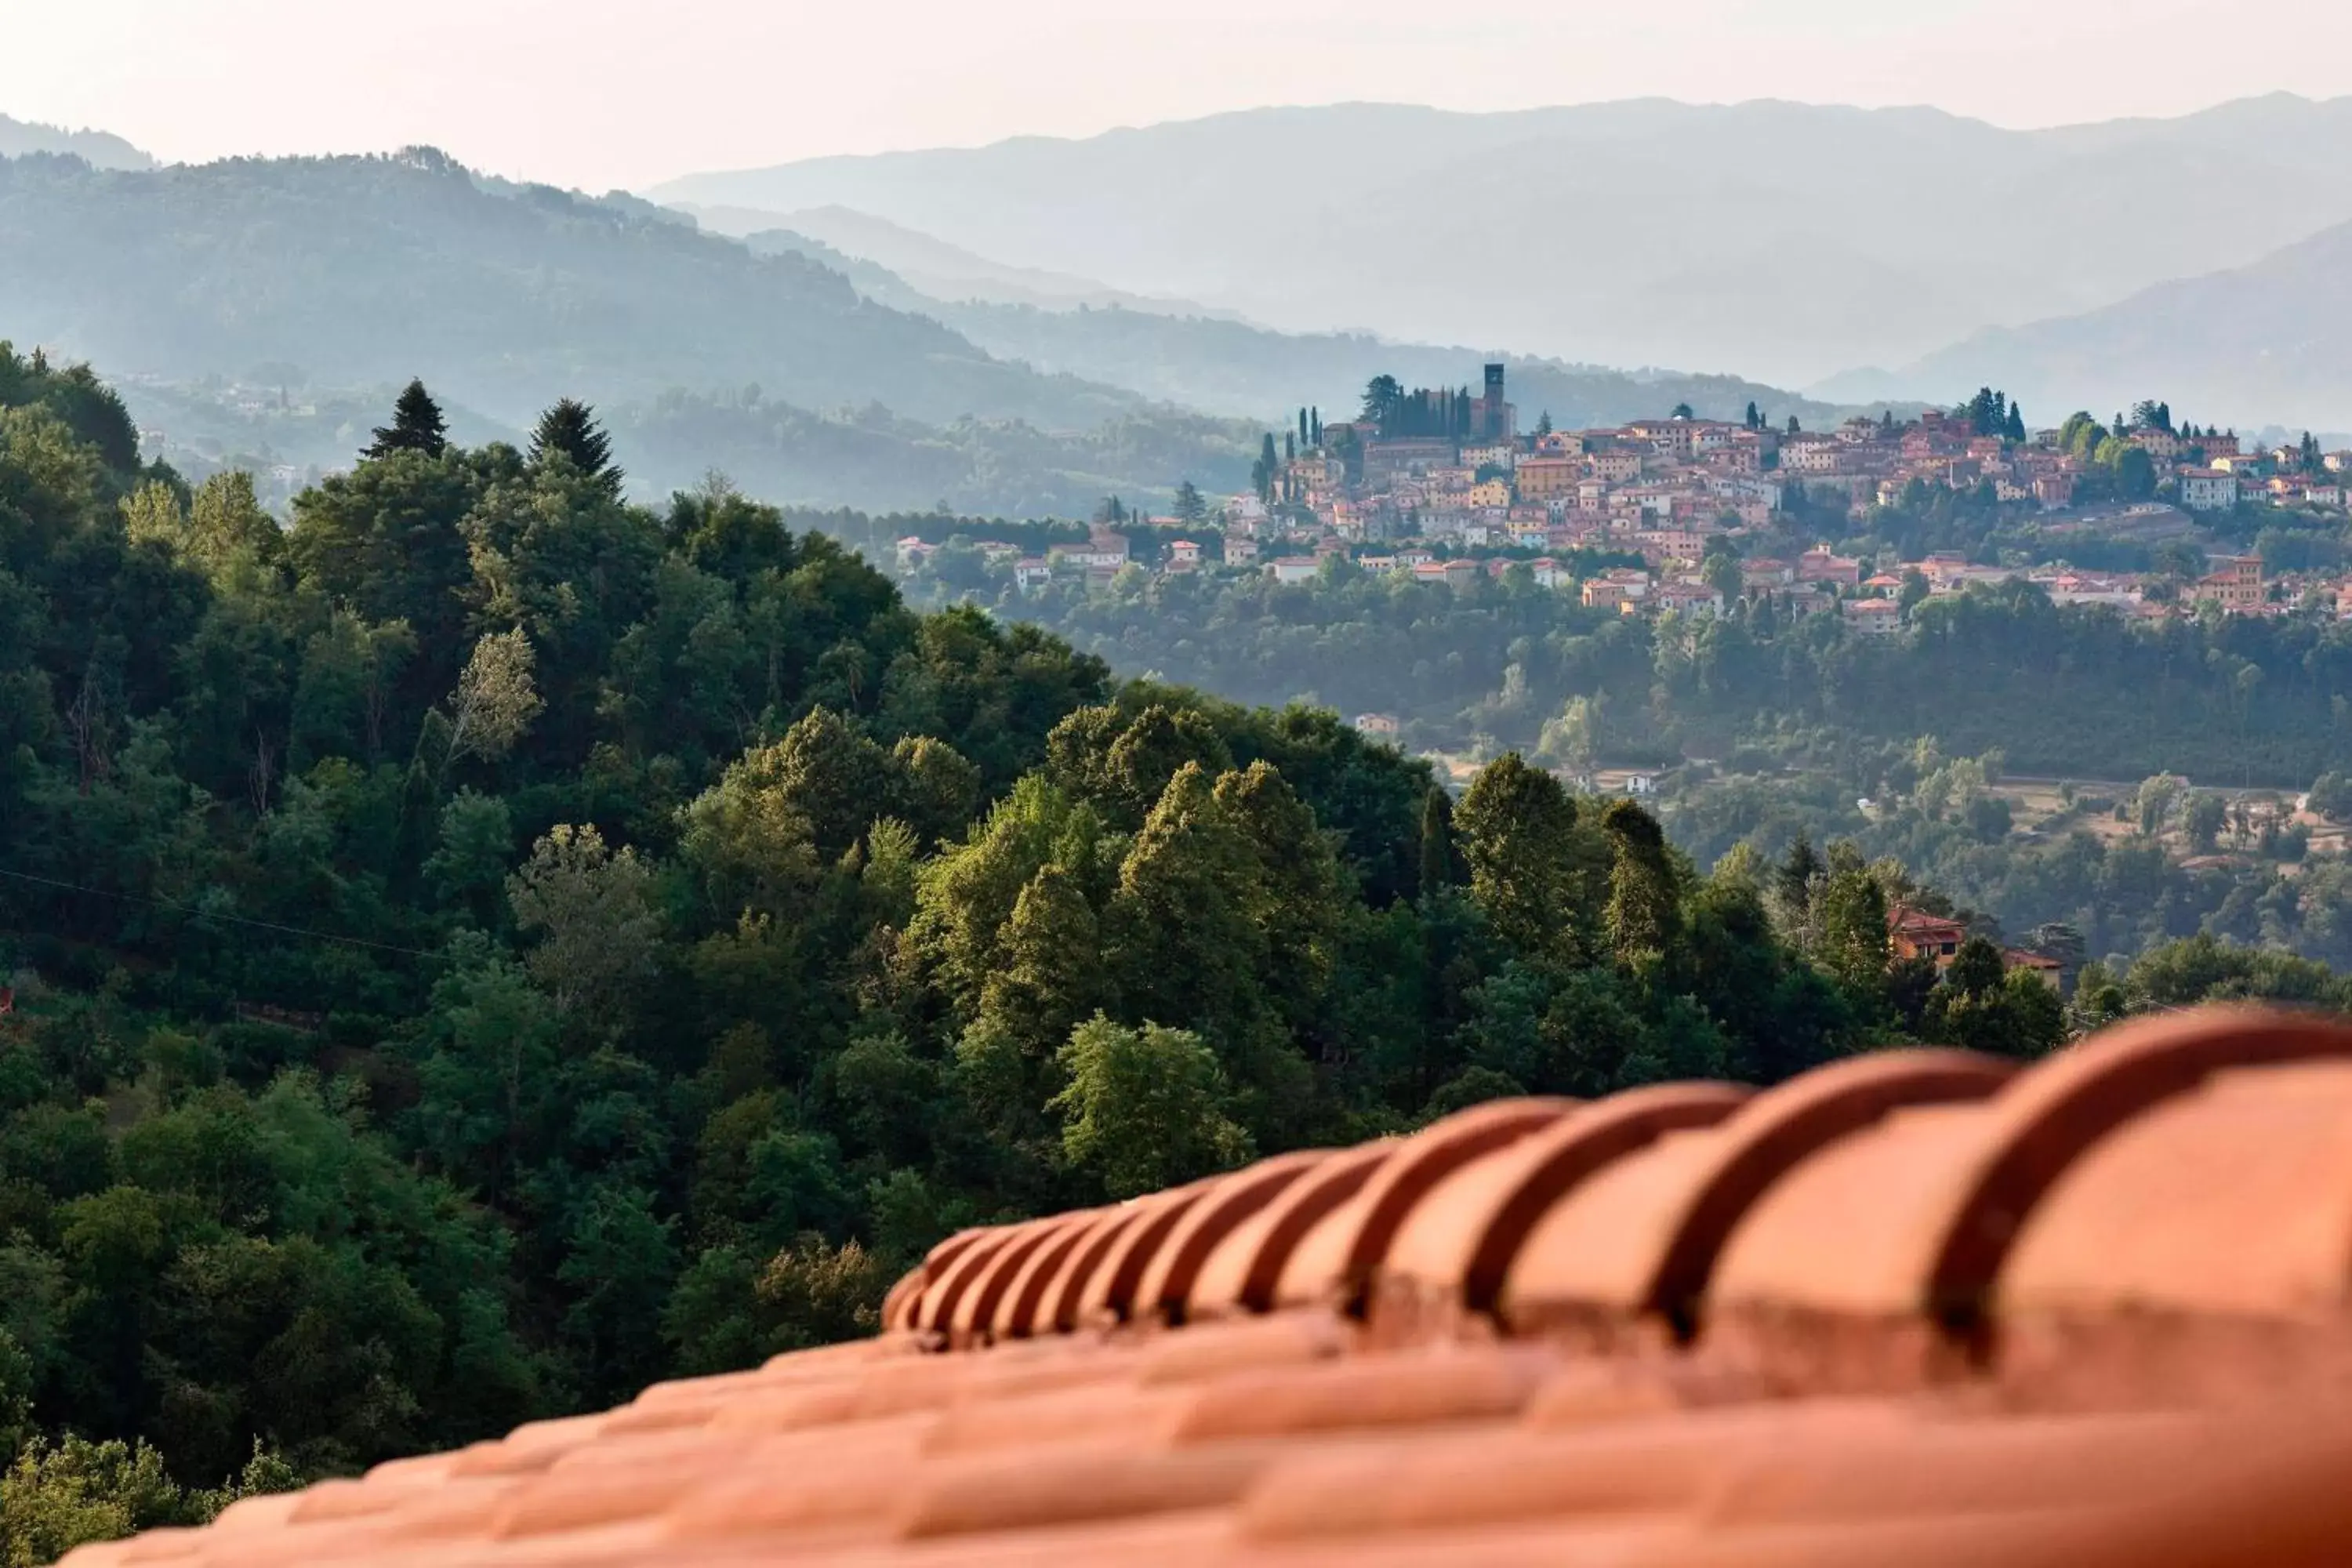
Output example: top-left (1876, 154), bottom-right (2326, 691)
top-left (983, 1207), bottom-right (1105, 1339)
top-left (64, 1004), bottom-right (2352, 1568)
top-left (1071, 1181), bottom-right (1219, 1327)
top-left (1135, 1150), bottom-right (1332, 1326)
top-left (1375, 1082), bottom-right (1748, 1338)
top-left (1187, 1138), bottom-right (1397, 1318)
top-left (1272, 1098), bottom-right (1574, 1312)
top-left (944, 1208), bottom-right (1102, 1344)
top-left (2000, 1061), bottom-right (2352, 1319)
top-left (1711, 1007), bottom-right (2352, 1388)
top-left (1504, 1051), bottom-right (2013, 1341)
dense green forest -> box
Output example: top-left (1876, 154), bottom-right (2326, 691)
top-left (0, 345), bottom-right (2336, 1561)
top-left (1650, 731), bottom-right (2352, 972)
top-left (877, 493), bottom-right (2352, 967)
top-left (958, 547), bottom-right (2352, 788)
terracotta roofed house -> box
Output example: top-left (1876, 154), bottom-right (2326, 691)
top-left (1844, 597), bottom-right (1904, 637)
top-left (79, 1003), bottom-right (2352, 1568)
top-left (1889, 901), bottom-right (1969, 965)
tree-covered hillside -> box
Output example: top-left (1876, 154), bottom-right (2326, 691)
top-left (0, 146), bottom-right (1268, 509)
top-left (944, 554), bottom-right (2352, 789)
top-left (895, 510), bottom-right (2352, 971)
top-left (0, 117), bottom-right (151, 171)
top-left (604, 389), bottom-right (1256, 517)
top-left (0, 149), bottom-right (1143, 433)
top-left (0, 347), bottom-right (2327, 1561)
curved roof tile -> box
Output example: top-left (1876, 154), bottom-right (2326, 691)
top-left (1271, 1097), bottom-right (1576, 1310)
top-left (1999, 1061), bottom-right (2352, 1320)
top-left (1375, 1082), bottom-right (1748, 1334)
top-left (946, 1209), bottom-right (1102, 1343)
top-left (1188, 1137), bottom-right (1399, 1317)
top-left (1029, 1201), bottom-right (1152, 1336)
top-left (1133, 1149), bottom-right (1331, 1325)
top-left (988, 1206), bottom-right (1107, 1339)
top-left (1505, 1050), bottom-right (2013, 1338)
top-left (1714, 1009), bottom-right (2352, 1340)
top-left (1067, 1180), bottom-right (1218, 1327)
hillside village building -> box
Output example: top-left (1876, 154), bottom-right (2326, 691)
top-left (935, 364), bottom-right (2349, 633)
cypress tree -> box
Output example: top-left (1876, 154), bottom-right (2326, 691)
top-left (529, 397), bottom-right (622, 495)
top-left (1602, 800), bottom-right (1681, 970)
top-left (1418, 786), bottom-right (1461, 898)
top-left (365, 378), bottom-right (448, 460)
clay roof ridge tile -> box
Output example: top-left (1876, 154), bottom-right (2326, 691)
top-left (1708, 1008), bottom-right (2352, 1368)
top-left (1190, 1137), bottom-right (1400, 1319)
top-left (1375, 1081), bottom-right (1750, 1334)
top-left (1135, 1149), bottom-right (1334, 1327)
top-left (1501, 1050), bottom-right (2013, 1338)
top-left (1272, 1098), bottom-right (1579, 1314)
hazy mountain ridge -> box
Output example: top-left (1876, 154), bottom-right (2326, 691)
top-left (740, 222), bottom-right (1925, 427)
top-left (1896, 215), bottom-right (2352, 433)
top-left (706, 202), bottom-right (1226, 316)
top-left (0, 146), bottom-right (1156, 436)
top-left (0, 112), bottom-right (154, 169)
top-left (916, 297), bottom-right (1913, 429)
top-left (652, 96), bottom-right (2352, 386)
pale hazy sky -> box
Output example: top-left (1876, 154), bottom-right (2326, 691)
top-left (5, 0), bottom-right (2349, 191)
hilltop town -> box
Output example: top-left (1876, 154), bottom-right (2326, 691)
top-left (901, 366), bottom-right (2352, 635)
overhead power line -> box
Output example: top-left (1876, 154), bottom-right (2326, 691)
top-left (0, 866), bottom-right (448, 961)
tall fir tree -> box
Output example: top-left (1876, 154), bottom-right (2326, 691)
top-left (529, 398), bottom-right (622, 496)
top-left (365, 378), bottom-right (448, 460)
